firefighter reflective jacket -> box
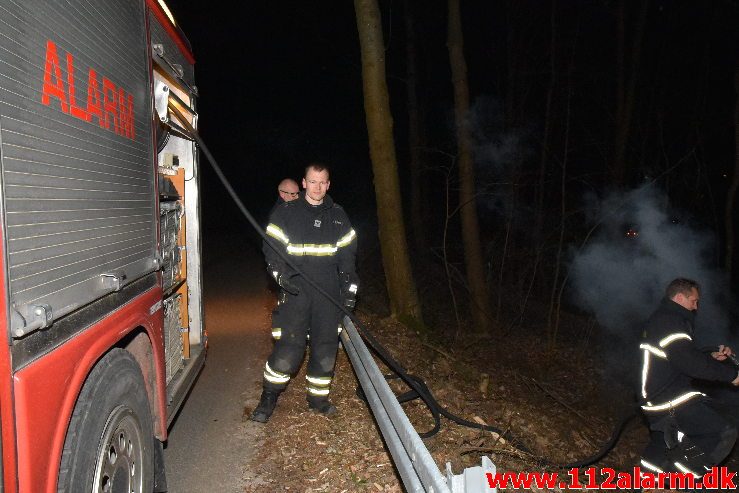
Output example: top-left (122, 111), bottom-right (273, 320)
top-left (639, 298), bottom-right (737, 413)
top-left (263, 192), bottom-right (357, 279)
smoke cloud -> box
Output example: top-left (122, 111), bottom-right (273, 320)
top-left (468, 96), bottom-right (529, 178)
top-left (467, 95), bottom-right (532, 223)
top-left (569, 184), bottom-right (734, 348)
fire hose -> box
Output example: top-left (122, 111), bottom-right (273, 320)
top-left (167, 104), bottom-right (737, 470)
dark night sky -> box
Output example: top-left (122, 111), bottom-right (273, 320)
top-left (163, 1), bottom-right (373, 236)
top-left (163, 1), bottom-right (739, 255)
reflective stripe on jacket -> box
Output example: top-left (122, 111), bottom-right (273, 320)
top-left (639, 298), bottom-right (735, 412)
top-left (263, 192), bottom-right (357, 276)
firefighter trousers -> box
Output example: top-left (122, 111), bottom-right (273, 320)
top-left (262, 273), bottom-right (342, 399)
top-left (641, 398), bottom-right (737, 474)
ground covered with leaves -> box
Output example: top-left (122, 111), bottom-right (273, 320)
top-left (240, 304), bottom-right (722, 492)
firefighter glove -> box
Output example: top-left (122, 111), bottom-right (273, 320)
top-left (268, 265), bottom-right (300, 295)
top-left (278, 274), bottom-right (300, 295)
top-left (340, 272), bottom-right (359, 310)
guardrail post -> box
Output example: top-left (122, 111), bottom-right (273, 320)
top-left (446, 456), bottom-right (497, 493)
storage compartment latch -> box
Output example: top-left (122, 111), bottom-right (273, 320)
top-left (101, 272), bottom-right (127, 292)
top-left (151, 254), bottom-right (164, 271)
top-left (12, 304), bottom-right (53, 338)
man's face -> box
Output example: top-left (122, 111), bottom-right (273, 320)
top-left (302, 169), bottom-right (330, 205)
top-left (674, 287), bottom-right (700, 311)
top-left (279, 181), bottom-right (300, 202)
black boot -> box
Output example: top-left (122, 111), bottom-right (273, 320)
top-left (307, 396), bottom-right (337, 416)
top-left (250, 390), bottom-right (280, 423)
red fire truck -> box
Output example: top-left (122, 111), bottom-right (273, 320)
top-left (0, 0), bottom-right (205, 491)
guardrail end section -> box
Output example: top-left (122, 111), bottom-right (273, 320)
top-left (446, 455), bottom-right (496, 493)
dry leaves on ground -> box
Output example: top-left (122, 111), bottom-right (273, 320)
top-left (241, 312), bottom-right (679, 492)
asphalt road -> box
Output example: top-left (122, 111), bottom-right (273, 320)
top-left (163, 234), bottom-right (272, 493)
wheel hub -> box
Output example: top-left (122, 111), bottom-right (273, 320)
top-left (94, 406), bottom-right (144, 493)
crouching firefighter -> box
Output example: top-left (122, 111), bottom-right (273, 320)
top-left (250, 163), bottom-right (358, 423)
top-left (638, 278), bottom-right (739, 476)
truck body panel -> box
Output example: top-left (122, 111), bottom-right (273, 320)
top-left (0, 0), bottom-right (157, 339)
top-left (13, 282), bottom-right (163, 493)
top-left (0, 0), bottom-right (204, 490)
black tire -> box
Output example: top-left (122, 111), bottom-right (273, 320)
top-left (57, 348), bottom-right (154, 493)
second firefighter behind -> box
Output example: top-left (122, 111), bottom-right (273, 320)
top-left (250, 163), bottom-right (358, 422)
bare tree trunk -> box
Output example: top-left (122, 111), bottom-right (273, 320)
top-left (505, 0), bottom-right (516, 129)
top-left (529, 0), bottom-right (557, 292)
top-left (548, 14), bottom-right (579, 350)
top-left (535, 0), bottom-right (557, 253)
top-left (613, 0), bottom-right (649, 185)
top-left (548, 80), bottom-right (572, 352)
top-left (615, 0), bottom-right (625, 181)
top-left (447, 0), bottom-right (492, 333)
top-left (403, 0), bottom-right (427, 254)
top-left (354, 0), bottom-right (423, 323)
top-left (496, 213), bottom-right (511, 323)
top-left (725, 68), bottom-right (739, 275)
top-left (441, 165), bottom-right (463, 339)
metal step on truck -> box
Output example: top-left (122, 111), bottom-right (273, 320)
top-left (0, 0), bottom-right (204, 491)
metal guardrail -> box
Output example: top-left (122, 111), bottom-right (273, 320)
top-left (340, 316), bottom-right (497, 493)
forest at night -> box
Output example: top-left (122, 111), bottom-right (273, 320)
top-left (157, 1), bottom-right (739, 487)
top-left (166, 0), bottom-right (739, 347)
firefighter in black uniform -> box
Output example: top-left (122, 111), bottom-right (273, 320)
top-left (638, 278), bottom-right (739, 476)
top-left (250, 163), bottom-right (358, 422)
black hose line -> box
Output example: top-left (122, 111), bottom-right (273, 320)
top-left (169, 105), bottom-right (634, 469)
top-left (556, 411), bottom-right (638, 469)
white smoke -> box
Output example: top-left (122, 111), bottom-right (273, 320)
top-left (569, 184), bottom-right (733, 347)
top-left (468, 95), bottom-right (528, 177)
top-left (466, 95), bottom-right (532, 221)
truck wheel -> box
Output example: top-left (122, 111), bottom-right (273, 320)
top-left (57, 348), bottom-right (154, 493)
